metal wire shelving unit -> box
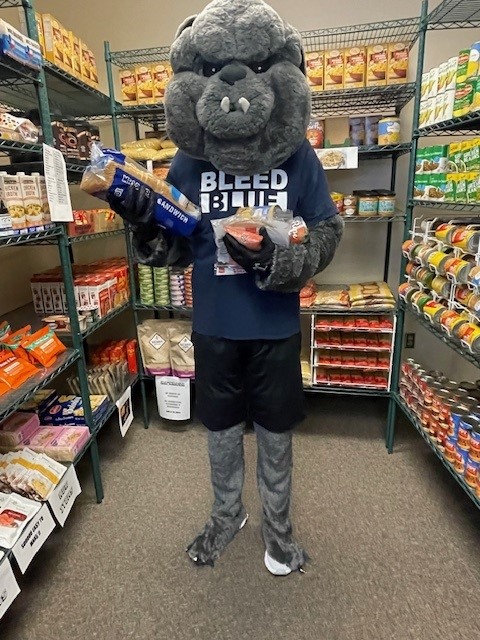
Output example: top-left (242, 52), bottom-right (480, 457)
top-left (386, 0), bottom-right (480, 511)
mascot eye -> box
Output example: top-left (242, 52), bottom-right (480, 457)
top-left (249, 59), bottom-right (273, 74)
top-left (203, 62), bottom-right (221, 77)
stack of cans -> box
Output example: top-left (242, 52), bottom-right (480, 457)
top-left (153, 267), bottom-right (170, 306)
top-left (138, 264), bottom-right (154, 305)
top-left (184, 267), bottom-right (193, 307)
top-left (170, 269), bottom-right (186, 307)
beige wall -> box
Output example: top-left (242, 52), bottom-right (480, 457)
top-left (1, 0), bottom-right (479, 380)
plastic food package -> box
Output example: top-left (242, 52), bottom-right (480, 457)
top-left (168, 322), bottom-right (194, 378)
top-left (0, 111), bottom-right (38, 143)
top-left (2, 449), bottom-right (66, 501)
top-left (81, 143), bottom-right (200, 236)
top-left (20, 327), bottom-right (66, 368)
top-left (138, 320), bottom-right (171, 376)
top-left (211, 206), bottom-right (308, 276)
top-left (0, 351), bottom-right (38, 389)
top-left (0, 491), bottom-right (40, 548)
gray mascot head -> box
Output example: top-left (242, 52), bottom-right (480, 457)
top-left (165, 0), bottom-right (311, 176)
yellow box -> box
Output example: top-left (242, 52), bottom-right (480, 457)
top-left (367, 44), bottom-right (387, 86)
top-left (80, 39), bottom-right (91, 85)
top-left (89, 49), bottom-right (99, 87)
top-left (344, 46), bottom-right (366, 88)
top-left (305, 51), bottom-right (324, 91)
top-left (151, 62), bottom-right (172, 102)
top-left (135, 65), bottom-right (154, 104)
top-left (119, 69), bottom-right (137, 105)
top-left (62, 27), bottom-right (72, 73)
top-left (42, 14), bottom-right (64, 69)
top-left (324, 49), bottom-right (344, 91)
top-left (70, 32), bottom-right (81, 78)
top-left (388, 42), bottom-right (409, 85)
top-left (35, 12), bottom-right (45, 57)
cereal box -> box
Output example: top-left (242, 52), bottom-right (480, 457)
top-left (446, 56), bottom-right (458, 91)
top-left (135, 65), bottom-right (154, 104)
top-left (344, 47), bottom-right (366, 88)
top-left (35, 12), bottom-right (45, 57)
top-left (366, 44), bottom-right (387, 86)
top-left (448, 141), bottom-right (465, 171)
top-left (62, 27), bottom-right (72, 72)
top-left (151, 62), bottom-right (172, 102)
top-left (453, 81), bottom-right (474, 118)
top-left (19, 173), bottom-right (42, 231)
top-left (456, 48), bottom-right (471, 84)
top-left (119, 69), bottom-right (137, 105)
top-left (80, 39), bottom-right (91, 85)
top-left (0, 173), bottom-right (26, 233)
top-left (466, 171), bottom-right (479, 203)
top-left (324, 49), bottom-right (344, 90)
top-left (305, 51), bottom-right (324, 91)
top-left (89, 49), bottom-right (99, 87)
top-left (42, 14), bottom-right (64, 68)
top-left (70, 32), bottom-right (81, 78)
top-left (388, 42), bottom-right (408, 85)
top-left (445, 173), bottom-right (457, 202)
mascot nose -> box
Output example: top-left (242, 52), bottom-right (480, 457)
top-left (219, 63), bottom-right (247, 86)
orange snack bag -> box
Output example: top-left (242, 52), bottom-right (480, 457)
top-left (0, 351), bottom-right (38, 388)
top-left (21, 327), bottom-right (66, 368)
top-left (2, 325), bottom-right (33, 363)
top-left (126, 340), bottom-right (138, 374)
top-left (224, 224), bottom-right (263, 251)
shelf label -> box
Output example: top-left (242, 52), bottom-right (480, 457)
top-left (43, 143), bottom-right (74, 222)
top-left (117, 386), bottom-right (134, 437)
top-left (48, 465), bottom-right (82, 527)
top-left (0, 557), bottom-right (20, 620)
top-left (12, 504), bottom-right (56, 574)
top-left (155, 376), bottom-right (190, 421)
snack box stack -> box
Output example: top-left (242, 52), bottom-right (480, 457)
top-left (39, 394), bottom-right (110, 426)
top-left (184, 268), bottom-right (193, 307)
top-left (153, 267), bottom-right (171, 306)
top-left (305, 41), bottom-right (408, 92)
top-left (0, 449), bottom-right (67, 501)
top-left (40, 13), bottom-right (99, 87)
top-left (119, 62), bottom-right (173, 106)
top-left (66, 209), bottom-right (123, 238)
top-left (169, 269), bottom-right (186, 307)
top-left (0, 19), bottom-right (42, 71)
top-left (414, 140), bottom-right (480, 204)
top-left (419, 40), bottom-right (480, 128)
top-left (31, 257), bottom-right (130, 318)
top-left (89, 339), bottom-right (138, 375)
top-left (400, 358), bottom-right (480, 494)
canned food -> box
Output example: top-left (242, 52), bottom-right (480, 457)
top-left (435, 223), bottom-right (456, 244)
top-left (431, 275), bottom-right (450, 298)
top-left (458, 323), bottom-right (480, 352)
top-left (469, 265), bottom-right (480, 288)
top-left (449, 406), bottom-right (470, 438)
top-left (398, 282), bottom-right (419, 302)
top-left (450, 227), bottom-right (480, 253)
top-left (411, 291), bottom-right (433, 311)
top-left (416, 267), bottom-right (435, 288)
top-left (458, 414), bottom-right (479, 450)
top-left (445, 437), bottom-right (457, 462)
top-left (428, 250), bottom-right (450, 274)
top-left (454, 445), bottom-right (469, 474)
top-left (423, 300), bottom-right (447, 322)
top-left (465, 456), bottom-right (480, 487)
top-left (439, 309), bottom-right (469, 336)
top-left (402, 239), bottom-right (415, 256)
top-left (378, 117), bottom-right (401, 145)
top-left (469, 424), bottom-right (480, 462)
top-left (445, 257), bottom-right (472, 283)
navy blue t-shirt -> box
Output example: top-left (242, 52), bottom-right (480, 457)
top-left (167, 139), bottom-right (336, 340)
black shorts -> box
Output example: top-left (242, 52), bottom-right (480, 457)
top-left (192, 331), bottom-right (305, 433)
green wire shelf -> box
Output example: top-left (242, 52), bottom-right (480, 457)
top-left (135, 303), bottom-right (396, 316)
top-left (0, 0), bottom-right (22, 7)
top-left (312, 83), bottom-right (416, 118)
top-left (411, 200), bottom-right (480, 213)
top-left (93, 373), bottom-right (139, 434)
top-left (305, 385), bottom-right (389, 396)
top-left (68, 229), bottom-right (126, 243)
top-left (109, 46), bottom-right (171, 69)
top-left (0, 227), bottom-right (61, 248)
top-left (0, 58), bottom-right (41, 86)
top-left (81, 300), bottom-right (131, 339)
top-left (394, 393), bottom-right (480, 509)
top-left (428, 0), bottom-right (480, 29)
top-left (0, 349), bottom-right (79, 422)
top-left (343, 214), bottom-right (405, 223)
top-left (358, 143), bottom-right (412, 159)
top-left (401, 302), bottom-right (480, 367)
top-left (416, 111), bottom-right (480, 136)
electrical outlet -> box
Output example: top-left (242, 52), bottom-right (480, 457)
top-left (405, 333), bottom-right (415, 349)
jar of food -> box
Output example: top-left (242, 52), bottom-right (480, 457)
top-left (357, 192), bottom-right (378, 216)
top-left (377, 191), bottom-right (396, 216)
top-left (343, 194), bottom-right (357, 216)
top-left (378, 117), bottom-right (401, 145)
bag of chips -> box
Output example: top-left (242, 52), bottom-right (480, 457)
top-left (0, 351), bottom-right (38, 389)
top-left (168, 322), bottom-right (194, 378)
top-left (138, 320), bottom-right (171, 376)
top-left (20, 327), bottom-right (66, 368)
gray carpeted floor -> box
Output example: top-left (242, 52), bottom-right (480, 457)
top-left (1, 396), bottom-right (480, 640)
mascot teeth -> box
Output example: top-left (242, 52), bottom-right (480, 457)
top-left (220, 96), bottom-right (231, 113)
top-left (238, 97), bottom-right (250, 114)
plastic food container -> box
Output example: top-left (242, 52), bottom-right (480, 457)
top-left (357, 192), bottom-right (378, 216)
top-left (343, 194), bottom-right (357, 216)
top-left (377, 191), bottom-right (396, 216)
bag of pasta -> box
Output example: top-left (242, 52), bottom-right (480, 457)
top-left (80, 143), bottom-right (200, 237)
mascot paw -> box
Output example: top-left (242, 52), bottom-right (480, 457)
top-left (264, 534), bottom-right (308, 574)
top-left (186, 511), bottom-right (248, 567)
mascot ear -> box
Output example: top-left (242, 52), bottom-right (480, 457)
top-left (300, 48), bottom-right (306, 76)
top-left (174, 15), bottom-right (197, 40)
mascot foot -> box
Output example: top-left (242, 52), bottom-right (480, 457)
top-left (186, 511), bottom-right (248, 567)
top-left (263, 533), bottom-right (308, 575)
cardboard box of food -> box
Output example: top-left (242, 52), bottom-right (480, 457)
top-left (70, 32), bottom-right (81, 78)
top-left (19, 174), bottom-right (43, 231)
top-left (80, 39), bottom-right (91, 85)
top-left (305, 51), bottom-right (324, 91)
top-left (89, 48), bottom-right (99, 87)
top-left (0, 173), bottom-right (26, 233)
top-left (388, 42), bottom-right (408, 85)
top-left (42, 14), bottom-right (64, 69)
top-left (151, 62), bottom-right (172, 102)
top-left (135, 65), bottom-right (154, 104)
top-left (119, 69), bottom-right (137, 105)
top-left (324, 49), bottom-right (344, 90)
top-left (62, 26), bottom-right (72, 72)
top-left (344, 47), bottom-right (366, 88)
top-left (35, 12), bottom-right (45, 56)
top-left (366, 44), bottom-right (387, 86)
